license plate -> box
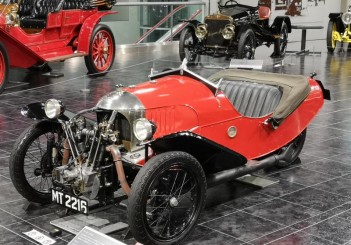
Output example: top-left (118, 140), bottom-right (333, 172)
top-left (51, 189), bottom-right (88, 214)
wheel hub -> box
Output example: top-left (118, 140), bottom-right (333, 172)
top-left (169, 197), bottom-right (179, 207)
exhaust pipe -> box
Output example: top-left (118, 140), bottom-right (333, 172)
top-left (206, 144), bottom-right (295, 188)
top-left (106, 145), bottom-right (131, 196)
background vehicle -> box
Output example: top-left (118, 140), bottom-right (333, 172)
top-left (179, 0), bottom-right (291, 64)
top-left (327, 4), bottom-right (351, 53)
top-left (0, 0), bottom-right (117, 93)
top-left (9, 61), bottom-right (329, 245)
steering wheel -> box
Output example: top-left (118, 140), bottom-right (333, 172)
top-left (225, 0), bottom-right (238, 6)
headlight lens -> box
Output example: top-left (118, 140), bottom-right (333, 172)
top-left (44, 99), bottom-right (64, 119)
top-left (195, 24), bottom-right (207, 39)
top-left (133, 118), bottom-right (154, 141)
top-left (222, 24), bottom-right (235, 40)
top-left (342, 12), bottom-right (351, 25)
top-left (5, 14), bottom-right (14, 25)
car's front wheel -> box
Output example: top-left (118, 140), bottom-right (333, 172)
top-left (327, 20), bottom-right (337, 53)
top-left (0, 42), bottom-right (9, 94)
top-left (237, 28), bottom-right (256, 59)
top-left (85, 24), bottom-right (115, 76)
top-left (128, 151), bottom-right (206, 245)
top-left (9, 121), bottom-right (64, 204)
top-left (179, 27), bottom-right (198, 65)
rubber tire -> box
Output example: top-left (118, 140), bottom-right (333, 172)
top-left (327, 20), bottom-right (336, 53)
top-left (275, 129), bottom-right (307, 168)
top-left (279, 22), bottom-right (288, 57)
top-left (9, 121), bottom-right (62, 204)
top-left (127, 151), bottom-right (206, 245)
top-left (0, 42), bottom-right (9, 94)
top-left (237, 28), bottom-right (256, 59)
top-left (84, 24), bottom-right (115, 76)
top-left (179, 27), bottom-right (198, 65)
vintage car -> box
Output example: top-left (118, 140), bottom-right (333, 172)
top-left (0, 0), bottom-right (117, 93)
top-left (9, 60), bottom-right (329, 244)
top-left (327, 5), bottom-right (351, 53)
top-left (179, 0), bottom-right (291, 64)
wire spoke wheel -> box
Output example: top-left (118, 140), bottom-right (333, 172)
top-left (279, 23), bottom-right (289, 56)
top-left (0, 42), bottom-right (9, 94)
top-left (238, 29), bottom-right (256, 60)
top-left (145, 166), bottom-right (199, 240)
top-left (85, 24), bottom-right (115, 76)
top-left (179, 27), bottom-right (198, 64)
top-left (128, 151), bottom-right (206, 245)
top-left (9, 122), bottom-right (64, 204)
top-left (327, 20), bottom-right (337, 53)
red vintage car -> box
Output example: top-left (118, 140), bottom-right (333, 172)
top-left (0, 0), bottom-right (116, 93)
top-left (9, 61), bottom-right (330, 244)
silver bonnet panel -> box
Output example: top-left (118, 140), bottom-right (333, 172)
top-left (96, 90), bottom-right (145, 111)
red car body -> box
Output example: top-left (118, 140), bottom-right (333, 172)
top-left (0, 1), bottom-right (116, 93)
top-left (127, 74), bottom-right (323, 161)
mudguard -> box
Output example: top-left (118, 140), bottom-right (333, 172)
top-left (77, 11), bottom-right (117, 53)
top-left (181, 19), bottom-right (201, 30)
top-left (329, 13), bottom-right (343, 20)
top-left (150, 132), bottom-right (247, 174)
top-left (271, 16), bottom-right (292, 33)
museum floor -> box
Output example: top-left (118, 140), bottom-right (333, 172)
top-left (1, 41), bottom-right (351, 245)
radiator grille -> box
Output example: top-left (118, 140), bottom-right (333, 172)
top-left (204, 16), bottom-right (232, 47)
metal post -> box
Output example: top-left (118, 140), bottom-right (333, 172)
top-left (301, 29), bottom-right (306, 51)
top-left (170, 5), bottom-right (173, 42)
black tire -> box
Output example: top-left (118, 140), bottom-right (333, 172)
top-left (85, 24), bottom-right (115, 76)
top-left (278, 22), bottom-right (289, 57)
top-left (327, 20), bottom-right (336, 53)
top-left (9, 121), bottom-right (64, 204)
top-left (179, 27), bottom-right (198, 65)
top-left (0, 42), bottom-right (9, 94)
top-left (276, 129), bottom-right (307, 168)
top-left (237, 28), bottom-right (256, 59)
top-left (128, 151), bottom-right (206, 245)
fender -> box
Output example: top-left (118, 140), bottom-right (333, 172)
top-left (181, 20), bottom-right (202, 30)
top-left (329, 13), bottom-right (343, 20)
top-left (77, 11), bottom-right (117, 53)
top-left (150, 132), bottom-right (247, 174)
top-left (271, 16), bottom-right (292, 33)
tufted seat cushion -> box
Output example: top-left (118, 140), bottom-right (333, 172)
top-left (219, 80), bottom-right (282, 118)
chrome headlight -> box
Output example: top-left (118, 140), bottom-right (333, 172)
top-left (5, 14), bottom-right (14, 25)
top-left (342, 12), bottom-right (351, 25)
top-left (44, 99), bottom-right (65, 119)
top-left (195, 24), bottom-right (207, 39)
top-left (133, 118), bottom-right (155, 141)
top-left (222, 24), bottom-right (235, 40)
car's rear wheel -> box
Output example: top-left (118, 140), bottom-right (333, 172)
top-left (179, 27), bottom-right (198, 65)
top-left (279, 22), bottom-right (289, 56)
top-left (0, 42), bottom-right (9, 94)
top-left (85, 24), bottom-right (115, 76)
top-left (128, 151), bottom-right (206, 245)
top-left (237, 29), bottom-right (256, 59)
top-left (275, 129), bottom-right (306, 168)
top-left (327, 20), bottom-right (337, 53)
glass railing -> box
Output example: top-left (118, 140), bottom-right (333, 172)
top-left (101, 1), bottom-right (207, 45)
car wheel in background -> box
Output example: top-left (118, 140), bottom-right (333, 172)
top-left (85, 24), bottom-right (116, 76)
top-left (237, 28), bottom-right (256, 59)
top-left (0, 42), bottom-right (9, 94)
top-left (179, 27), bottom-right (198, 65)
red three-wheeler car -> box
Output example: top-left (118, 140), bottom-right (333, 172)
top-left (0, 0), bottom-right (117, 93)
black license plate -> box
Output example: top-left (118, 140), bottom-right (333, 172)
top-left (51, 189), bottom-right (88, 214)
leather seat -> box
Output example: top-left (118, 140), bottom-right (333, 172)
top-left (219, 80), bottom-right (282, 118)
top-left (20, 0), bottom-right (64, 29)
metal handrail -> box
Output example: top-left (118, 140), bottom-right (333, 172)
top-left (134, 4), bottom-right (185, 44)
